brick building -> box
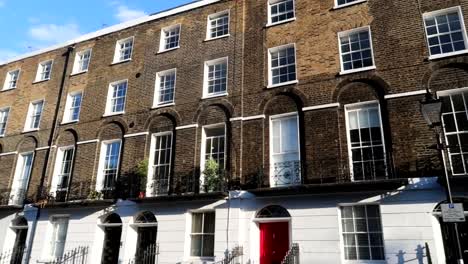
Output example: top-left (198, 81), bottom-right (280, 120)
top-left (0, 0), bottom-right (467, 263)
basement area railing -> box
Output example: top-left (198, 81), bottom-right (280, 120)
top-left (281, 243), bottom-right (299, 264)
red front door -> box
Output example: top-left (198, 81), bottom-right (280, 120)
top-left (260, 222), bottom-right (290, 264)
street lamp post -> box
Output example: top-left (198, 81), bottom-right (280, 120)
top-left (420, 90), bottom-right (464, 264)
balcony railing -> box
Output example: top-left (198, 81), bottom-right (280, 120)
top-left (0, 245), bottom-right (26, 264)
top-left (127, 243), bottom-right (159, 264)
top-left (214, 246), bottom-right (243, 264)
top-left (36, 246), bottom-right (88, 264)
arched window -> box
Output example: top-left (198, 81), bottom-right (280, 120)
top-left (10, 216), bottom-right (28, 264)
top-left (256, 205), bottom-right (291, 218)
top-left (134, 211), bottom-right (157, 224)
top-left (133, 211), bottom-right (158, 264)
top-left (100, 213), bottom-right (122, 264)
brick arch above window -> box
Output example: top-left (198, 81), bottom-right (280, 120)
top-left (97, 120), bottom-right (127, 141)
top-left (144, 109), bottom-right (180, 131)
top-left (264, 94), bottom-right (300, 117)
top-left (424, 61), bottom-right (468, 93)
top-left (16, 136), bottom-right (39, 152)
top-left (334, 74), bottom-right (389, 105)
top-left (56, 129), bottom-right (78, 147)
top-left (193, 99), bottom-right (234, 125)
top-left (259, 87), bottom-right (306, 115)
top-left (147, 115), bottom-right (176, 134)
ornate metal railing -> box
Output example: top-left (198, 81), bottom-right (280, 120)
top-left (0, 246), bottom-right (26, 264)
top-left (271, 161), bottom-right (303, 187)
top-left (213, 246), bottom-right (243, 264)
top-left (281, 243), bottom-right (299, 264)
top-left (36, 246), bottom-right (88, 264)
top-left (127, 243), bottom-right (159, 264)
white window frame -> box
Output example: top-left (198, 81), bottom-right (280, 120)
top-left (2, 69), bottom-right (20, 91)
top-left (189, 211), bottom-right (216, 258)
top-left (269, 112), bottom-right (301, 187)
top-left (104, 80), bottom-right (127, 116)
top-left (200, 123), bottom-right (226, 183)
top-left (203, 57), bottom-right (229, 98)
top-left (267, 43), bottom-right (298, 88)
top-left (62, 91), bottom-right (83, 124)
top-left (9, 152), bottom-right (34, 206)
top-left (338, 26), bottom-right (376, 75)
top-left (50, 146), bottom-right (75, 195)
top-left (206, 10), bottom-right (230, 41)
top-left (24, 99), bottom-right (44, 132)
top-left (159, 24), bottom-right (181, 53)
top-left (113, 37), bottom-right (134, 63)
top-left (267, 0), bottom-right (296, 27)
top-left (344, 101), bottom-right (387, 181)
top-left (35, 60), bottom-right (53, 82)
top-left (423, 6), bottom-right (468, 60)
top-left (96, 139), bottom-right (122, 192)
top-left (0, 106), bottom-right (11, 137)
top-left (334, 0), bottom-right (367, 9)
top-left (42, 215), bottom-right (69, 261)
top-left (437, 87), bottom-right (468, 175)
top-left (71, 49), bottom-right (92, 75)
top-left (154, 69), bottom-right (177, 107)
top-left (337, 203), bottom-right (386, 263)
top-left (147, 131), bottom-right (173, 196)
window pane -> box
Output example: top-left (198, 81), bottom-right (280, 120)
top-left (202, 235), bottom-right (215, 257)
top-left (192, 213), bottom-right (203, 233)
top-left (190, 235), bottom-right (202, 256)
top-left (203, 212), bottom-right (215, 233)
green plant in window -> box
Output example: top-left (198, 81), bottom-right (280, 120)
top-left (203, 159), bottom-right (224, 192)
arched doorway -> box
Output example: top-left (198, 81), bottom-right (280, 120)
top-left (10, 216), bottom-right (28, 264)
top-left (255, 205), bottom-right (291, 264)
top-left (100, 213), bottom-right (122, 264)
top-left (133, 211), bottom-right (158, 264)
top-left (434, 198), bottom-right (468, 264)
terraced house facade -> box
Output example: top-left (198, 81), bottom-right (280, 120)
top-left (0, 0), bottom-right (467, 263)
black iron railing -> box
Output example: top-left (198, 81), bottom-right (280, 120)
top-left (0, 246), bottom-right (26, 264)
top-left (281, 243), bottom-right (299, 264)
top-left (127, 243), bottom-right (159, 264)
top-left (214, 246), bottom-right (243, 264)
top-left (36, 246), bottom-right (88, 264)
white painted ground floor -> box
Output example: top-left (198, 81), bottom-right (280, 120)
top-left (0, 177), bottom-right (466, 264)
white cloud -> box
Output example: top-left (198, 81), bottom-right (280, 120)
top-left (115, 5), bottom-right (146, 22)
top-left (28, 23), bottom-right (81, 44)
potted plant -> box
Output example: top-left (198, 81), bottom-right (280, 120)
top-left (202, 159), bottom-right (224, 192)
top-left (87, 190), bottom-right (103, 200)
top-left (136, 159), bottom-right (149, 198)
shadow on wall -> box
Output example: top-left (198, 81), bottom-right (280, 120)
top-left (396, 244), bottom-right (431, 264)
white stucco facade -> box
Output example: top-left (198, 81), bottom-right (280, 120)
top-left (0, 177), bottom-right (457, 264)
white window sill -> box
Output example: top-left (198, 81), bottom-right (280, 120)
top-left (0, 87), bottom-right (16, 92)
top-left (111, 59), bottom-right (132, 65)
top-left (267, 80), bottom-right (299, 89)
top-left (61, 120), bottom-right (79, 125)
top-left (22, 128), bottom-right (40, 133)
top-left (202, 93), bottom-right (228, 99)
top-left (103, 112), bottom-right (125, 117)
top-left (187, 257), bottom-right (215, 262)
top-left (339, 66), bottom-right (376, 76)
top-left (70, 70), bottom-right (88, 76)
top-left (344, 260), bottom-right (386, 264)
top-left (204, 34), bottom-right (230, 42)
top-left (152, 102), bottom-right (175, 109)
top-left (157, 46), bottom-right (180, 54)
top-left (333, 0), bottom-right (367, 10)
top-left (33, 78), bottom-right (50, 84)
top-left (428, 49), bottom-right (468, 60)
top-left (0, 134), bottom-right (5, 138)
top-left (266, 17), bottom-right (296, 28)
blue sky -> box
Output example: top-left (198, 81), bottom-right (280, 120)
top-left (0, 0), bottom-right (194, 61)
